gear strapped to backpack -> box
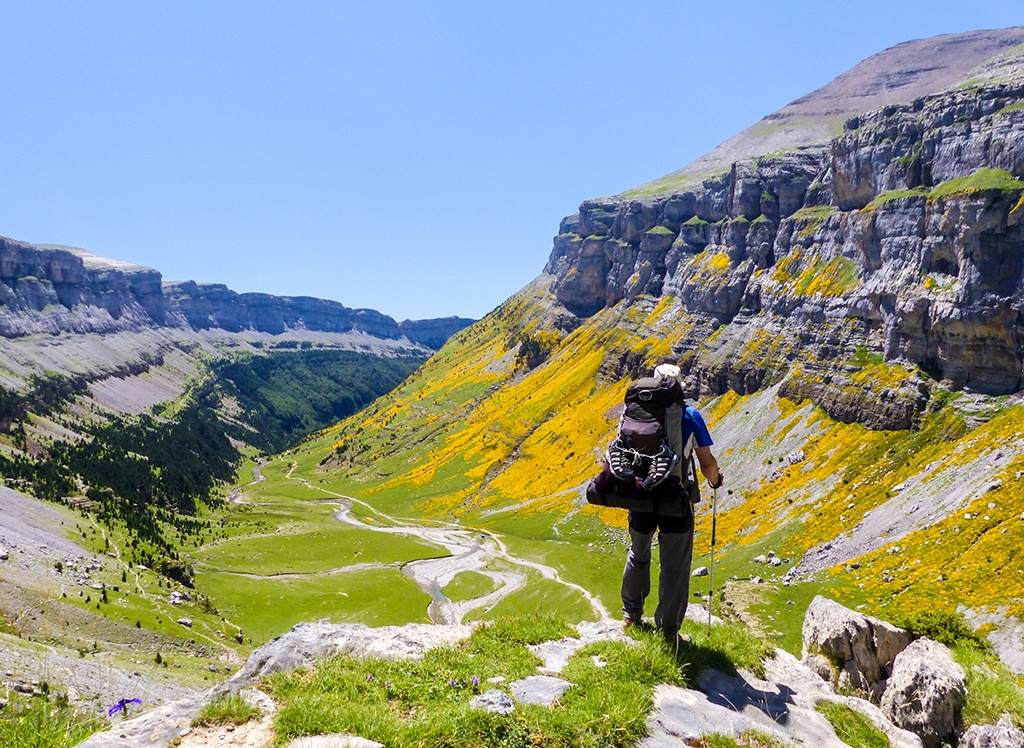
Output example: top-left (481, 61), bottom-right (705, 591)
top-left (585, 372), bottom-right (699, 517)
top-left (606, 375), bottom-right (683, 490)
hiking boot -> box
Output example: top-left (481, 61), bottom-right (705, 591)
top-left (623, 613), bottom-right (643, 629)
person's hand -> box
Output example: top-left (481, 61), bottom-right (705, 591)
top-left (709, 470), bottom-right (724, 489)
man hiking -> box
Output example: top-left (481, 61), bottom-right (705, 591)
top-left (620, 363), bottom-right (723, 644)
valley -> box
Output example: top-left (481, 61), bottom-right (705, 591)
top-left (3, 23), bottom-right (1024, 748)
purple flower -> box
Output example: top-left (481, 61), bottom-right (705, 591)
top-left (107, 698), bottom-right (142, 717)
top-left (366, 673), bottom-right (375, 682)
top-left (448, 678), bottom-right (458, 688)
top-left (471, 675), bottom-right (480, 687)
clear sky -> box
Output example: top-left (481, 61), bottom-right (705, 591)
top-left (0, 3), bottom-right (1020, 320)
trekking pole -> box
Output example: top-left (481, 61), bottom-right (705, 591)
top-left (707, 484), bottom-right (718, 634)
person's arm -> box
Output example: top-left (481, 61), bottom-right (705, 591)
top-left (687, 406), bottom-right (723, 488)
top-left (694, 446), bottom-right (723, 488)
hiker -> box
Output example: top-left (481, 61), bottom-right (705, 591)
top-left (618, 363), bottom-right (722, 643)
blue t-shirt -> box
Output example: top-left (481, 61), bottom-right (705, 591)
top-left (682, 405), bottom-right (714, 455)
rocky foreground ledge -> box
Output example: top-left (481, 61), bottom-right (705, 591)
top-left (79, 600), bottom-right (1023, 748)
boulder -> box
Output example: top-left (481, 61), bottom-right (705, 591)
top-left (692, 566), bottom-right (709, 578)
top-left (880, 639), bottom-right (966, 748)
top-left (802, 596), bottom-right (913, 701)
top-left (960, 716), bottom-right (1024, 748)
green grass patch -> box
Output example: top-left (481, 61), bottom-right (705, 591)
top-left (477, 510), bottom-right (625, 614)
top-left (864, 187), bottom-right (928, 211)
top-left (814, 700), bottom-right (889, 748)
top-left (468, 575), bottom-right (598, 624)
top-left (266, 614), bottom-right (682, 747)
top-left (791, 205), bottom-right (836, 222)
top-left (677, 619), bottom-right (774, 682)
top-left (684, 215), bottom-right (710, 226)
top-left (997, 101), bottom-right (1024, 116)
top-left (850, 346), bottom-right (885, 369)
top-left (929, 167), bottom-right (1024, 202)
top-left (192, 694), bottom-right (260, 727)
top-left (700, 736), bottom-right (743, 748)
top-left (954, 643), bottom-right (1024, 728)
top-left (646, 225), bottom-right (675, 235)
top-left (443, 571), bottom-right (497, 602)
top-left (696, 733), bottom-right (789, 748)
top-left (195, 520), bottom-right (445, 575)
top-left (0, 695), bottom-right (102, 748)
top-left (198, 567), bottom-right (431, 644)
top-left (895, 610), bottom-right (991, 652)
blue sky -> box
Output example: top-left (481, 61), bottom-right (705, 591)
top-left (0, 3), bottom-right (1019, 320)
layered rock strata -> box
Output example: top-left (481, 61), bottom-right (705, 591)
top-left (0, 237), bottom-right (473, 347)
top-left (545, 83), bottom-right (1024, 427)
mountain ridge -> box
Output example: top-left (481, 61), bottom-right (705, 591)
top-left (626, 26), bottom-right (1024, 197)
top-left (0, 234), bottom-right (473, 346)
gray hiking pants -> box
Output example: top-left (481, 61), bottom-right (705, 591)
top-left (621, 512), bottom-right (694, 634)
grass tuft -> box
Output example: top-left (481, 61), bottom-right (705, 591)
top-left (895, 610), bottom-right (990, 652)
top-left (815, 700), bottom-right (889, 748)
top-left (0, 695), bottom-right (102, 748)
top-left (929, 167), bottom-right (1024, 201)
top-left (696, 730), bottom-right (791, 748)
top-left (191, 694), bottom-right (260, 727)
top-left (954, 643), bottom-right (1024, 728)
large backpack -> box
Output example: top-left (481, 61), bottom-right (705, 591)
top-left (606, 376), bottom-right (683, 491)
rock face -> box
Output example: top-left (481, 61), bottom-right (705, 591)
top-left (0, 237), bottom-right (473, 347)
top-left (802, 596), bottom-right (914, 700)
top-left (880, 639), bottom-right (967, 748)
top-left (546, 71), bottom-right (1024, 427)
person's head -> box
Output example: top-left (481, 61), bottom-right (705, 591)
top-left (653, 363), bottom-right (681, 382)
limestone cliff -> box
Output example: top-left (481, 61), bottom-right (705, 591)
top-left (0, 237), bottom-right (473, 347)
top-left (547, 78), bottom-right (1024, 428)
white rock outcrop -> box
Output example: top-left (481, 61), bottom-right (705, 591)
top-left (880, 639), bottom-right (967, 748)
top-left (802, 595), bottom-right (913, 700)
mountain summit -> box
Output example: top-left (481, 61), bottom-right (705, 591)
top-left (629, 26), bottom-right (1024, 196)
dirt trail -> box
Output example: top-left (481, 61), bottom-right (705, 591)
top-left (282, 467), bottom-right (610, 624)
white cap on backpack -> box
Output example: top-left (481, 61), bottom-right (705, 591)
top-left (653, 363), bottom-right (681, 381)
